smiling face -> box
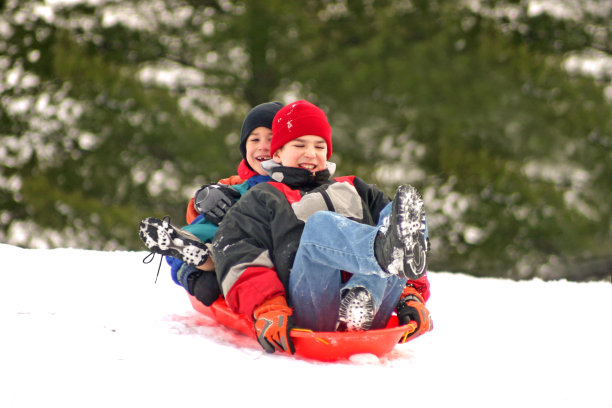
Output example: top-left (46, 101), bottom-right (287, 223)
top-left (245, 127), bottom-right (273, 175)
top-left (272, 135), bottom-right (328, 172)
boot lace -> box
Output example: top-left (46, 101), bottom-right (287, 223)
top-left (141, 215), bottom-right (171, 283)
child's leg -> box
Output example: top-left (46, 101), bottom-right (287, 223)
top-left (343, 273), bottom-right (405, 330)
top-left (288, 253), bottom-right (343, 332)
top-left (370, 275), bottom-right (406, 329)
top-left (296, 210), bottom-right (390, 279)
top-left (289, 244), bottom-right (405, 331)
top-left (289, 209), bottom-right (404, 331)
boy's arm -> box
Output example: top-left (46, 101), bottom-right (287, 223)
top-left (185, 197), bottom-right (200, 224)
top-left (407, 274), bottom-right (431, 302)
top-left (211, 189), bottom-right (285, 317)
top-left (185, 174), bottom-right (246, 225)
top-left (351, 177), bottom-right (391, 223)
top-left (194, 185), bottom-right (241, 225)
top-left (186, 180), bottom-right (249, 225)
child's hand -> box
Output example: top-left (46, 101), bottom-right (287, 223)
top-left (396, 286), bottom-right (433, 342)
top-left (194, 184), bottom-right (241, 225)
top-left (253, 295), bottom-right (296, 354)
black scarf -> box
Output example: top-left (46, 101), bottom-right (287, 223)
top-left (268, 165), bottom-right (331, 191)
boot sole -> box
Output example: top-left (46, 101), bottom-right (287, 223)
top-left (393, 185), bottom-right (427, 279)
top-left (139, 218), bottom-right (209, 267)
top-left (337, 287), bottom-right (374, 331)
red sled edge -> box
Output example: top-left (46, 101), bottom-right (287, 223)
top-left (188, 295), bottom-right (417, 362)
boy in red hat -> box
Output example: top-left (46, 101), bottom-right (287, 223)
top-left (211, 100), bottom-right (432, 354)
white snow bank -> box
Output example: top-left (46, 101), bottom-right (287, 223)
top-left (2, 244), bottom-right (610, 407)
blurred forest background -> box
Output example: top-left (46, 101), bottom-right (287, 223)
top-left (1, 0), bottom-right (611, 281)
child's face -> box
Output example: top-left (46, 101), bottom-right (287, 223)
top-left (272, 135), bottom-right (328, 172)
top-left (245, 127), bottom-right (273, 175)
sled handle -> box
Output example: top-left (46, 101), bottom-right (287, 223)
top-left (291, 328), bottom-right (330, 344)
top-left (399, 321), bottom-right (418, 343)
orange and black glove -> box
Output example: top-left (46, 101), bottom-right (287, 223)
top-left (253, 295), bottom-right (296, 354)
top-left (396, 285), bottom-right (433, 343)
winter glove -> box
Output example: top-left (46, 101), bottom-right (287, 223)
top-left (396, 285), bottom-right (433, 343)
top-left (253, 295), bottom-right (296, 354)
top-left (193, 184), bottom-right (241, 225)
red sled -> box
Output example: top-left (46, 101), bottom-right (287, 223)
top-left (188, 295), bottom-right (417, 362)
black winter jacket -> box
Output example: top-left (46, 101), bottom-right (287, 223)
top-left (211, 165), bottom-right (390, 316)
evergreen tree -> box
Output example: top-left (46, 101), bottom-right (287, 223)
top-left (1, 0), bottom-right (609, 280)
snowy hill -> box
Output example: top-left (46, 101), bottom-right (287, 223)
top-left (2, 243), bottom-right (611, 408)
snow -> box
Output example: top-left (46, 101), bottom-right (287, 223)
top-left (2, 243), bottom-right (611, 407)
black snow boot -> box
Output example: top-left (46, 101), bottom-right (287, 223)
top-left (374, 185), bottom-right (428, 280)
top-left (337, 287), bottom-right (375, 331)
top-left (139, 217), bottom-right (209, 267)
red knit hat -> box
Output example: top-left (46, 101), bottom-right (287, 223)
top-left (271, 100), bottom-right (332, 159)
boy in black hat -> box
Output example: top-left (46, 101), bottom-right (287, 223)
top-left (139, 102), bottom-right (283, 306)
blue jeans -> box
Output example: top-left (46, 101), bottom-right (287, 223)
top-left (288, 204), bottom-right (406, 332)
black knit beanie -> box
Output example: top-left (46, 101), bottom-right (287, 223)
top-left (239, 101), bottom-right (284, 166)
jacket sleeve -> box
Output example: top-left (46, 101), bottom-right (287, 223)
top-left (351, 177), bottom-right (391, 224)
top-left (408, 275), bottom-right (431, 303)
top-left (186, 197), bottom-right (199, 225)
top-left (211, 188), bottom-right (285, 317)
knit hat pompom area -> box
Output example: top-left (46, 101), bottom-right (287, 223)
top-left (239, 101), bottom-right (284, 162)
top-left (271, 100), bottom-right (332, 159)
